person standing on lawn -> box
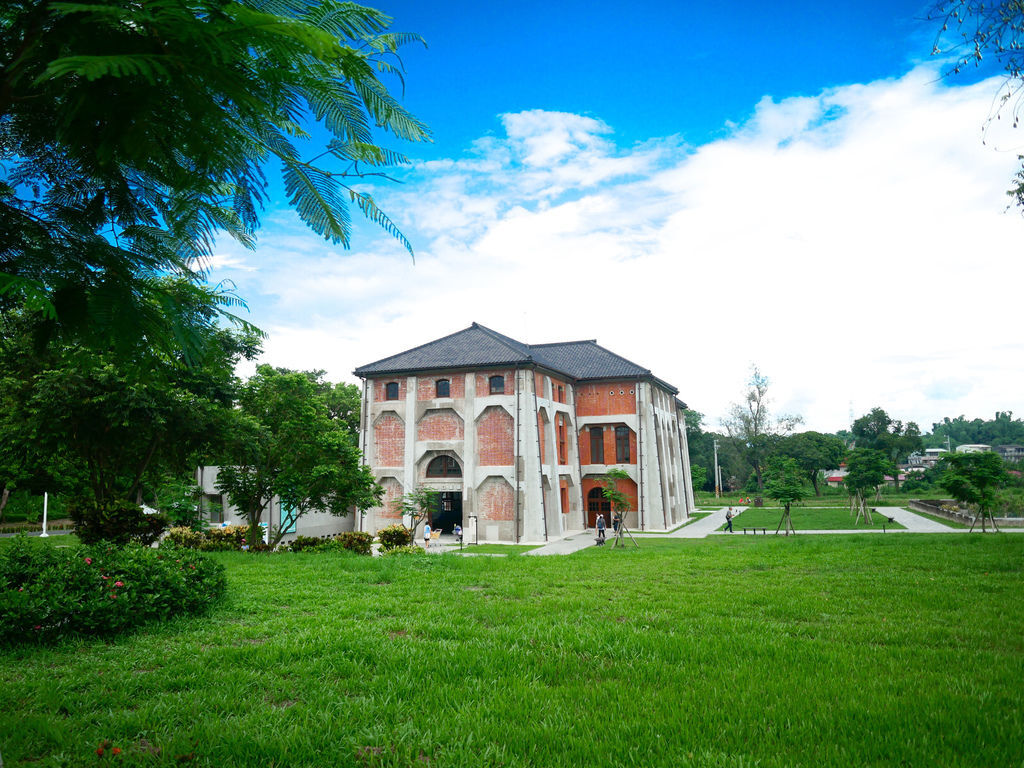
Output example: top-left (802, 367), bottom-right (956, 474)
top-left (596, 513), bottom-right (607, 543)
top-left (725, 507), bottom-right (734, 533)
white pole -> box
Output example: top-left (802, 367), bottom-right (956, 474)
top-left (40, 492), bottom-right (49, 537)
top-left (713, 439), bottom-right (721, 499)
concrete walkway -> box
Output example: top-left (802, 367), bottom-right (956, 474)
top-left (442, 505), bottom-right (1021, 556)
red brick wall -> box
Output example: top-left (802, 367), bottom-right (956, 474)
top-left (550, 376), bottom-right (568, 403)
top-left (477, 477), bottom-right (514, 521)
top-left (417, 375), bottom-right (465, 400)
top-left (575, 382), bottom-right (637, 417)
top-left (417, 409), bottom-right (464, 441)
top-left (537, 414), bottom-right (546, 464)
top-left (582, 476), bottom-right (638, 511)
top-left (579, 425), bottom-right (636, 465)
top-left (478, 406), bottom-right (514, 466)
top-left (559, 477), bottom-right (570, 513)
top-left (373, 378), bottom-right (407, 402)
top-left (374, 414), bottom-right (405, 466)
top-left (378, 477), bottom-right (404, 519)
top-left (476, 369), bottom-right (514, 396)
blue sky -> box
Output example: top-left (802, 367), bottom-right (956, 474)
top-left (209, 1), bottom-right (1023, 434)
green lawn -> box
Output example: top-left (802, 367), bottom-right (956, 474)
top-left (911, 509), bottom-right (970, 529)
top-left (722, 506), bottom-right (906, 531)
top-left (3, 536), bottom-right (1023, 767)
top-left (457, 544), bottom-right (540, 555)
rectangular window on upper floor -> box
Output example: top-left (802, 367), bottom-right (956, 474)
top-left (590, 426), bottom-right (604, 464)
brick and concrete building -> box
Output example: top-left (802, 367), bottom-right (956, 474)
top-left (354, 323), bottom-right (696, 543)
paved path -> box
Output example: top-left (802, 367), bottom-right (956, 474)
top-left (444, 505), bottom-right (1021, 556)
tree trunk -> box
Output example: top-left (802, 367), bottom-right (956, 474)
top-left (0, 485), bottom-right (9, 524)
top-left (811, 472), bottom-right (821, 497)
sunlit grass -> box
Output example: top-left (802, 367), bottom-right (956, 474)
top-left (2, 536), bottom-right (1022, 767)
top-left (723, 506), bottom-right (906, 531)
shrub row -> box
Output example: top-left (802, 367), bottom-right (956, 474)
top-left (284, 532), bottom-right (374, 555)
top-left (166, 525), bottom-right (258, 551)
top-left (0, 537), bottom-right (226, 646)
top-left (167, 525), bottom-right (411, 554)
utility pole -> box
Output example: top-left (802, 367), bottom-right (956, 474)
top-left (713, 439), bottom-right (721, 499)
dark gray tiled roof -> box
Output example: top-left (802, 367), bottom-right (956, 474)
top-left (529, 341), bottom-right (649, 380)
top-left (353, 324), bottom-right (532, 375)
top-left (354, 323), bottom-right (678, 394)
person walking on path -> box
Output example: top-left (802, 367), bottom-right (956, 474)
top-left (596, 514), bottom-right (607, 544)
top-left (423, 522), bottom-right (432, 550)
top-left (725, 507), bottom-right (734, 533)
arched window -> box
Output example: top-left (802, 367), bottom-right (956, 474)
top-left (488, 375), bottom-right (505, 394)
top-left (435, 379), bottom-right (450, 398)
top-left (426, 455), bottom-right (462, 478)
top-left (384, 382), bottom-right (399, 400)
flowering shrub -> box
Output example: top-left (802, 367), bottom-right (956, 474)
top-left (380, 544), bottom-right (426, 557)
top-left (0, 536), bottom-right (226, 646)
top-left (377, 524), bottom-right (412, 551)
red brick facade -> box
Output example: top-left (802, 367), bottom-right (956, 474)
top-left (476, 369), bottom-right (514, 396)
top-left (575, 382), bottom-right (637, 417)
top-left (374, 378), bottom-right (407, 403)
top-left (477, 477), bottom-right (514, 521)
top-left (417, 375), bottom-right (466, 400)
top-left (374, 413), bottom-right (405, 466)
top-left (417, 409), bottom-right (464, 441)
top-left (378, 477), bottom-right (404, 519)
top-left (478, 406), bottom-right (514, 466)
top-left (578, 424), bottom-right (637, 465)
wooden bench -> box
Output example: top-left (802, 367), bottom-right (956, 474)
top-left (742, 527), bottom-right (769, 535)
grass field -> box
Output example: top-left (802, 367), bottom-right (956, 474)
top-left (911, 509), bottom-right (970, 529)
top-left (2, 536), bottom-right (1023, 767)
top-left (458, 544), bottom-right (540, 555)
top-left (721, 507), bottom-right (908, 531)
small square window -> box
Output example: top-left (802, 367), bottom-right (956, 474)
top-left (489, 375), bottom-right (505, 394)
top-left (385, 382), bottom-right (399, 400)
top-left (436, 379), bottom-right (450, 398)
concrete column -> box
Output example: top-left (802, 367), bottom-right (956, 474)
top-left (463, 372), bottom-right (476, 519)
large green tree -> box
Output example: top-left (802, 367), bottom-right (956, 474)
top-left (216, 366), bottom-right (381, 547)
top-left (939, 451), bottom-right (1007, 531)
top-left (1, 0), bottom-right (428, 355)
top-left (851, 407), bottom-right (921, 489)
top-left (780, 431), bottom-right (847, 496)
top-left (0, 294), bottom-right (257, 521)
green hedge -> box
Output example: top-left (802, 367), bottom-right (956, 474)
top-left (377, 524), bottom-right (412, 550)
top-left (0, 537), bottom-right (226, 646)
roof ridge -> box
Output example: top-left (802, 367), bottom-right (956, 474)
top-left (354, 324), bottom-right (481, 372)
top-left (583, 341), bottom-right (652, 376)
top-left (471, 322), bottom-right (534, 359)
top-left (529, 339), bottom-right (598, 348)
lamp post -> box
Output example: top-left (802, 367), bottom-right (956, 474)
top-left (40, 492), bottom-right (49, 537)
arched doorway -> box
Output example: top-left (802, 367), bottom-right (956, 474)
top-left (425, 455), bottom-right (463, 533)
top-left (587, 487), bottom-right (610, 528)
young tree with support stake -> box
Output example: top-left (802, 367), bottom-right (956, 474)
top-left (603, 468), bottom-right (638, 548)
top-left (764, 457), bottom-right (806, 535)
top-left (843, 448), bottom-right (889, 526)
top-left (940, 451), bottom-right (1007, 532)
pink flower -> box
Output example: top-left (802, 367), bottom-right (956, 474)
top-left (114, 581), bottom-right (124, 587)
top-left (102, 575), bottom-right (109, 580)
top-left (18, 587), bottom-right (23, 592)
top-left (85, 557), bottom-right (92, 565)
top-left (33, 625), bottom-right (41, 630)
top-left (110, 594), bottom-right (117, 600)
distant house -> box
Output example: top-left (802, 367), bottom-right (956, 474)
top-left (994, 445), bottom-right (1024, 463)
top-left (956, 444), bottom-right (991, 454)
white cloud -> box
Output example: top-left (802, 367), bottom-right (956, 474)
top-left (211, 65), bottom-right (1024, 433)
